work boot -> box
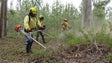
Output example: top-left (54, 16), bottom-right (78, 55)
top-left (26, 44), bottom-right (30, 53)
top-left (41, 35), bottom-right (46, 44)
top-left (42, 38), bottom-right (46, 44)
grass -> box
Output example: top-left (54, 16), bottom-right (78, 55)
top-left (106, 53), bottom-right (112, 62)
top-left (30, 48), bottom-right (53, 59)
top-left (0, 38), bottom-right (25, 61)
top-left (95, 32), bottom-right (112, 47)
top-left (0, 29), bottom-right (112, 62)
top-left (0, 35), bottom-right (55, 62)
top-left (60, 31), bottom-right (91, 46)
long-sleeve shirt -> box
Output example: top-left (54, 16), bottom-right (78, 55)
top-left (24, 15), bottom-right (37, 30)
top-left (37, 20), bottom-right (43, 28)
top-left (61, 21), bottom-right (70, 31)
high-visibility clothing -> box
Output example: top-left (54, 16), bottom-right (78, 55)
top-left (61, 21), bottom-right (70, 31)
top-left (24, 15), bottom-right (37, 30)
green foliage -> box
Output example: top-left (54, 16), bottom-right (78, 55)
top-left (60, 31), bottom-right (83, 46)
top-left (106, 53), bottom-right (112, 62)
top-left (78, 28), bottom-right (112, 47)
top-left (60, 27), bottom-right (112, 47)
top-left (95, 32), bottom-right (112, 47)
top-left (93, 0), bottom-right (110, 19)
top-left (7, 0), bottom-right (81, 37)
top-left (3, 0), bottom-right (112, 62)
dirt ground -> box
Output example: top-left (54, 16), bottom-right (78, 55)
top-left (0, 38), bottom-right (112, 63)
top-left (29, 43), bottom-right (112, 63)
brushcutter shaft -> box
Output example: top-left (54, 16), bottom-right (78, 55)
top-left (19, 30), bottom-right (46, 49)
top-left (15, 24), bottom-right (46, 49)
top-left (36, 30), bottom-right (55, 38)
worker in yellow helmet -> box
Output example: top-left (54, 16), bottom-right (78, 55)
top-left (36, 15), bottom-right (46, 43)
top-left (23, 7), bottom-right (38, 53)
top-left (61, 19), bottom-right (71, 31)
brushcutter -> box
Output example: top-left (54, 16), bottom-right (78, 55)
top-left (15, 24), bottom-right (46, 49)
top-left (37, 30), bottom-right (55, 38)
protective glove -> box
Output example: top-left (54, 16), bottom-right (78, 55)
top-left (27, 27), bottom-right (31, 31)
top-left (39, 25), bottom-right (46, 30)
top-left (25, 27), bottom-right (31, 32)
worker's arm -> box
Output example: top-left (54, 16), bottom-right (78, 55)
top-left (66, 22), bottom-right (71, 29)
top-left (24, 16), bottom-right (30, 31)
top-left (37, 20), bottom-right (43, 28)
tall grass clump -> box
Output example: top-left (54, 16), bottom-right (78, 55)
top-left (60, 31), bottom-right (83, 46)
top-left (95, 32), bottom-right (112, 47)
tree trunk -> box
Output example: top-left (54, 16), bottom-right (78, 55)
top-left (4, 0), bottom-right (7, 36)
top-left (82, 0), bottom-right (92, 30)
top-left (0, 18), bottom-right (2, 38)
top-left (0, 0), bottom-right (4, 38)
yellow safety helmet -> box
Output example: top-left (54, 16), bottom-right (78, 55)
top-left (29, 7), bottom-right (37, 14)
top-left (64, 19), bottom-right (67, 21)
top-left (39, 15), bottom-right (44, 19)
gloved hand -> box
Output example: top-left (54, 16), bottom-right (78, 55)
top-left (39, 25), bottom-right (46, 30)
top-left (26, 27), bottom-right (31, 32)
top-left (27, 27), bottom-right (30, 31)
